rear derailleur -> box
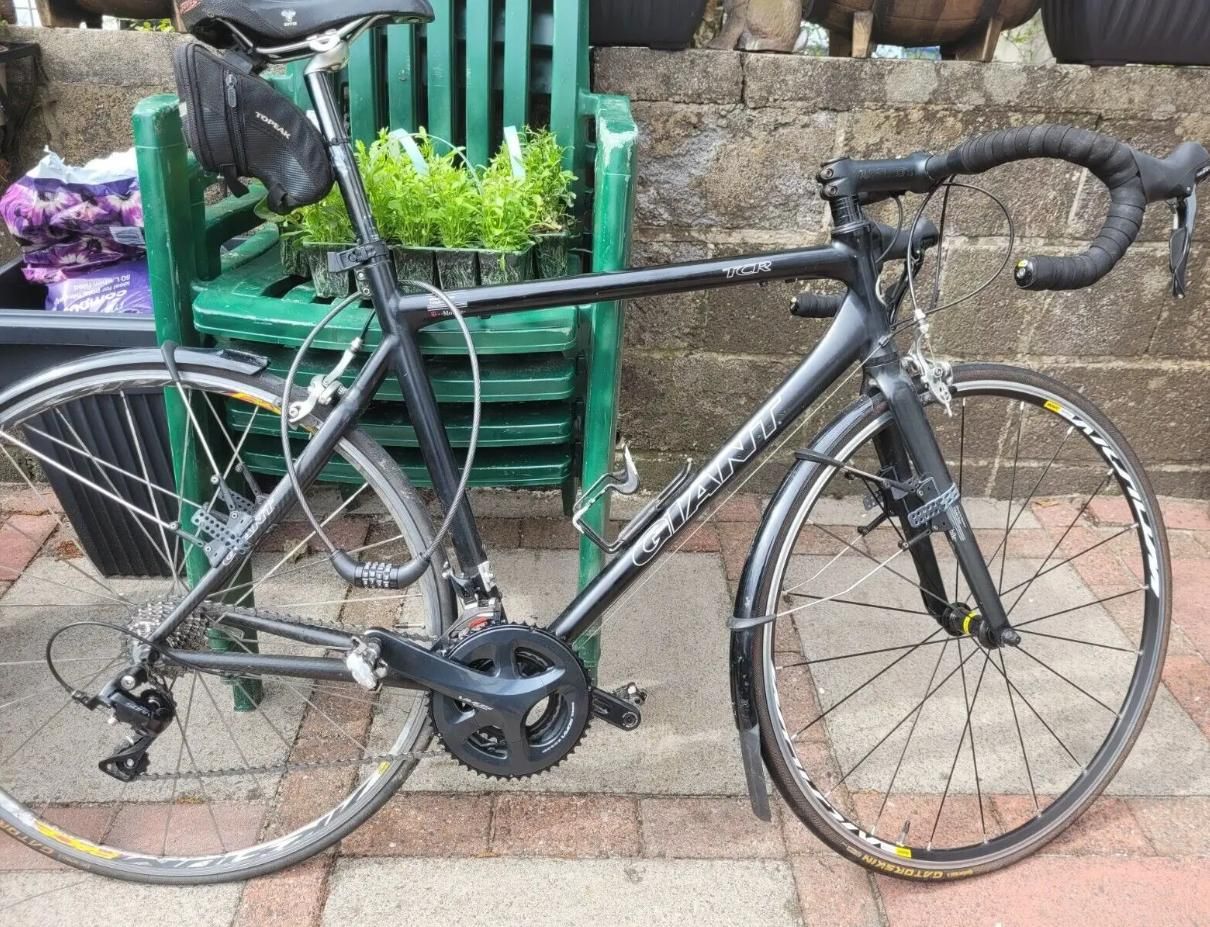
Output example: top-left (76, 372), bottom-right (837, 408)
top-left (73, 665), bottom-right (175, 783)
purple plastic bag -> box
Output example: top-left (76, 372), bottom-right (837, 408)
top-left (45, 260), bottom-right (151, 315)
top-left (0, 149), bottom-right (146, 285)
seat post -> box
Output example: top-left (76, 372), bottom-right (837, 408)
top-left (304, 39), bottom-right (382, 249)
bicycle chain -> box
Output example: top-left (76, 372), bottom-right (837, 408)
top-left (125, 603), bottom-right (443, 782)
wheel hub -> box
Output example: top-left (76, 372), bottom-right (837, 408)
top-left (430, 623), bottom-right (591, 779)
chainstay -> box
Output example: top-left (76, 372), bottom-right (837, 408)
top-left (132, 604), bottom-right (441, 782)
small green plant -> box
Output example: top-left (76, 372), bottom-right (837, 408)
top-left (480, 148), bottom-right (540, 253)
top-left (520, 128), bottom-right (576, 233)
top-left (132, 18), bottom-right (175, 32)
top-left (282, 184), bottom-right (354, 245)
top-left (279, 124), bottom-right (575, 256)
top-left (425, 145), bottom-right (481, 249)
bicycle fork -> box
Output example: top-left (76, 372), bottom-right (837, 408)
top-left (866, 356), bottom-right (1020, 649)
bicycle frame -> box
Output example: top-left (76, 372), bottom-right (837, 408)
top-left (151, 36), bottom-right (1015, 685)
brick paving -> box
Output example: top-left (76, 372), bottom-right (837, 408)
top-left (0, 489), bottom-right (1206, 926)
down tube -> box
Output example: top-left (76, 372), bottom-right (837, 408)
top-left (547, 296), bottom-right (870, 643)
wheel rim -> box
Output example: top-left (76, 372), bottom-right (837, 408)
top-left (761, 373), bottom-right (1168, 872)
top-left (0, 369), bottom-right (448, 879)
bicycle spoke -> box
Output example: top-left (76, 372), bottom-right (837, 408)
top-left (998, 648), bottom-right (1040, 817)
top-left (874, 639), bottom-right (949, 832)
top-left (813, 524), bottom-right (953, 613)
top-left (980, 650), bottom-right (1082, 768)
top-left (981, 424), bottom-right (1074, 570)
top-left (802, 637), bottom-right (951, 666)
top-left (793, 627), bottom-right (946, 739)
top-left (1014, 588), bottom-right (1144, 630)
top-left (997, 402), bottom-right (1025, 595)
top-left (829, 641), bottom-right (982, 796)
top-left (783, 592), bottom-right (932, 618)
top-left (930, 642), bottom-right (991, 846)
top-left (1014, 645), bottom-right (1119, 715)
top-left (957, 639), bottom-right (988, 839)
top-left (1005, 470), bottom-right (1116, 618)
top-left (122, 391), bottom-right (184, 593)
top-left (1017, 628), bottom-right (1135, 653)
top-left (52, 408), bottom-right (181, 580)
top-left (777, 543), bottom-right (912, 619)
top-left (998, 525), bottom-right (1137, 600)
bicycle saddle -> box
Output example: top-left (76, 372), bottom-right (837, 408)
top-left (176, 0), bottom-right (435, 49)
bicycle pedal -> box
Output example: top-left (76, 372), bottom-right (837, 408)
top-left (591, 686), bottom-right (643, 731)
top-left (613, 681), bottom-right (647, 707)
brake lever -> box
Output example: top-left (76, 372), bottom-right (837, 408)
top-left (1170, 189), bottom-right (1196, 299)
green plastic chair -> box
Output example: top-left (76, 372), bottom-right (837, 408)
top-left (132, 0), bottom-right (639, 674)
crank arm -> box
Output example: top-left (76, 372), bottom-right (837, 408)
top-left (591, 687), bottom-right (643, 731)
top-left (364, 628), bottom-right (565, 712)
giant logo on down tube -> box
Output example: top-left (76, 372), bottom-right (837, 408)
top-left (631, 405), bottom-right (780, 567)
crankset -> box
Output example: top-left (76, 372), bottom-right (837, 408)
top-left (429, 623), bottom-right (592, 779)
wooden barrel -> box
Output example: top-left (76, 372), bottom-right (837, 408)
top-left (809, 0), bottom-right (1040, 47)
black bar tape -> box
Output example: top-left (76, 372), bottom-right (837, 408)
top-left (924, 125), bottom-right (1146, 291)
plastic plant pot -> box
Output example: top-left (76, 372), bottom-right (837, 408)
top-left (478, 246), bottom-right (534, 285)
top-left (534, 232), bottom-right (570, 279)
top-left (391, 245), bottom-right (438, 293)
top-left (279, 234), bottom-right (309, 276)
top-left (434, 248), bottom-right (479, 289)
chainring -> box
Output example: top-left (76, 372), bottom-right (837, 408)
top-left (430, 623), bottom-right (591, 779)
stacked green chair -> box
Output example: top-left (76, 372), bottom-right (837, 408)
top-left (132, 0), bottom-right (638, 672)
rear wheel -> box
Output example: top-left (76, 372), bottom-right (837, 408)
top-left (753, 364), bottom-right (1171, 879)
top-left (0, 360), bottom-right (453, 883)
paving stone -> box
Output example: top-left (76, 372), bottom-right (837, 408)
top-left (878, 857), bottom-right (1210, 927)
top-left (0, 871), bottom-right (240, 927)
top-left (640, 797), bottom-right (784, 859)
top-left (491, 794), bottom-right (639, 858)
top-left (0, 484), bottom-right (64, 516)
top-left (1171, 559), bottom-right (1210, 658)
top-left (1160, 498), bottom-right (1210, 532)
top-left (0, 806), bottom-right (112, 871)
top-left (0, 513), bottom-right (57, 579)
top-left (106, 802), bottom-right (264, 857)
top-left (234, 857), bottom-right (330, 927)
top-left (340, 793), bottom-right (492, 857)
top-left (989, 795), bottom-right (1153, 856)
top-left (323, 857), bottom-right (803, 927)
top-left (1162, 655), bottom-right (1210, 738)
top-left (406, 550), bottom-right (746, 796)
top-left (1130, 797), bottom-right (1210, 857)
top-left (791, 855), bottom-right (883, 927)
top-left (518, 517), bottom-right (581, 550)
top-left (779, 800), bottom-right (835, 857)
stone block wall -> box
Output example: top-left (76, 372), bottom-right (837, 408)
top-left (597, 49), bottom-right (1210, 498)
top-left (3, 28), bottom-right (1208, 497)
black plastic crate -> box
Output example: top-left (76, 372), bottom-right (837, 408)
top-left (0, 258), bottom-right (175, 577)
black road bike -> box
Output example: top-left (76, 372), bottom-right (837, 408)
top-left (1, 0), bottom-right (1207, 885)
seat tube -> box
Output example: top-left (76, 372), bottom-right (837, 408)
top-left (867, 355), bottom-right (1014, 639)
top-left (304, 50), bottom-right (494, 595)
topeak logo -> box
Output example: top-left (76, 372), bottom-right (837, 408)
top-left (281, 9), bottom-right (298, 26)
top-left (255, 111), bottom-right (291, 140)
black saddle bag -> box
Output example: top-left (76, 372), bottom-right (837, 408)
top-left (172, 41), bottom-right (334, 214)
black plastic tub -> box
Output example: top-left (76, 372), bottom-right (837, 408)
top-left (590, 0), bottom-right (709, 49)
top-left (0, 258), bottom-right (175, 577)
top-left (1043, 0), bottom-right (1210, 66)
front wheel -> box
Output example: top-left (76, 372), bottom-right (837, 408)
top-left (752, 364), bottom-right (1170, 880)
